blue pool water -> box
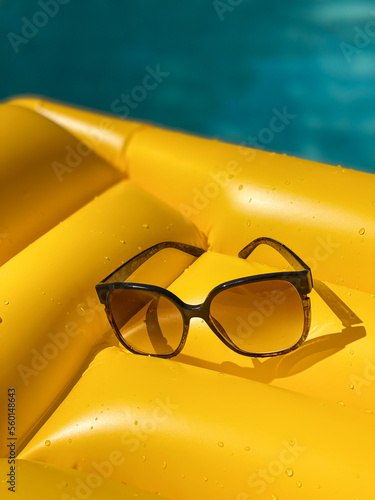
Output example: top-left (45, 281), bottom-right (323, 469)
top-left (1, 0), bottom-right (374, 173)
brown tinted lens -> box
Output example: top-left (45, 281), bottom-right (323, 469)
top-left (210, 280), bottom-right (305, 354)
top-left (109, 288), bottom-right (184, 356)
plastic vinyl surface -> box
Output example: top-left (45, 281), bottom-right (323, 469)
top-left (0, 459), bottom-right (169, 499)
top-left (0, 103), bottom-right (123, 267)
top-left (1, 96), bottom-right (374, 499)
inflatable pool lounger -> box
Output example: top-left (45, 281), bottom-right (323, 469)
top-left (0, 97), bottom-right (374, 499)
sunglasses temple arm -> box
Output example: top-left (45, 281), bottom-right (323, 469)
top-left (101, 241), bottom-right (205, 284)
top-left (238, 237), bottom-right (311, 273)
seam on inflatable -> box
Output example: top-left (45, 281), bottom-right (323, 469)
top-left (118, 123), bottom-right (152, 175)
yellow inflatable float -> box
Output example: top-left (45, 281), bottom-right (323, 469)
top-left (0, 96), bottom-right (374, 499)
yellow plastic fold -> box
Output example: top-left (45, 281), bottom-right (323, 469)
top-left (0, 103), bottom-right (123, 266)
top-left (19, 347), bottom-right (375, 500)
top-left (9, 96), bottom-right (145, 170)
top-left (0, 459), bottom-right (168, 499)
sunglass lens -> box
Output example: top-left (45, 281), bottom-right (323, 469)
top-left (109, 288), bottom-right (184, 356)
top-left (210, 280), bottom-right (305, 354)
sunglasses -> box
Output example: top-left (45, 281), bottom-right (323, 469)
top-left (96, 237), bottom-right (313, 358)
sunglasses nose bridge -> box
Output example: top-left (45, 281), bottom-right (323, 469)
top-left (183, 302), bottom-right (207, 321)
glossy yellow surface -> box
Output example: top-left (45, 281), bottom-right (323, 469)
top-left (0, 459), bottom-right (168, 499)
top-left (1, 96), bottom-right (374, 499)
top-left (0, 103), bottom-right (123, 267)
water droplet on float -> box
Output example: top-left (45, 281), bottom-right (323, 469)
top-left (246, 220), bottom-right (251, 227)
top-left (162, 462), bottom-right (167, 469)
top-left (296, 481), bottom-right (302, 488)
top-left (203, 476), bottom-right (208, 482)
top-left (134, 420), bottom-right (138, 425)
top-left (45, 440), bottom-right (51, 447)
top-left (3, 301), bottom-right (9, 305)
top-left (289, 440), bottom-right (295, 447)
top-left (105, 256), bottom-right (110, 261)
top-left (141, 456), bottom-right (147, 462)
top-left (68, 439), bottom-right (72, 443)
top-left (238, 185), bottom-right (243, 191)
top-left (285, 180), bottom-right (290, 185)
top-left (142, 224), bottom-right (149, 229)
top-left (57, 480), bottom-right (68, 488)
top-left (350, 350), bottom-right (354, 355)
top-left (337, 401), bottom-right (345, 406)
top-left (244, 446), bottom-right (250, 451)
top-left (359, 228), bottom-right (365, 235)
top-left (120, 240), bottom-right (126, 244)
top-left (286, 468), bottom-right (294, 477)
top-left (271, 495), bottom-right (278, 500)
top-left (217, 441), bottom-right (224, 447)
top-left (349, 384), bottom-right (354, 390)
top-left (315, 483), bottom-right (321, 489)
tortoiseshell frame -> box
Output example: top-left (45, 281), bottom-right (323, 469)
top-left (96, 238), bottom-right (313, 358)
